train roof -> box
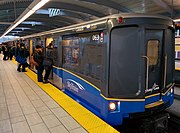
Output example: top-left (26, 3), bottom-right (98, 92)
top-left (22, 13), bottom-right (173, 39)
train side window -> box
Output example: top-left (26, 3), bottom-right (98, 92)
top-left (62, 32), bottom-right (106, 88)
top-left (80, 32), bottom-right (105, 81)
top-left (147, 40), bottom-right (159, 66)
top-left (62, 37), bottom-right (81, 72)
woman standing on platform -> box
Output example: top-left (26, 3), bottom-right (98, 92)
top-left (33, 45), bottom-right (44, 82)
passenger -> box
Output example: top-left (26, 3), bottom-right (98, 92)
top-left (2, 44), bottom-right (8, 61)
top-left (0, 45), bottom-right (1, 53)
top-left (33, 45), bottom-right (44, 82)
top-left (16, 43), bottom-right (28, 72)
top-left (24, 48), bottom-right (30, 68)
top-left (43, 42), bottom-right (53, 83)
top-left (8, 44), bottom-right (14, 60)
top-left (15, 43), bottom-right (20, 58)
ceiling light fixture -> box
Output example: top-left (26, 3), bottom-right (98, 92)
top-left (0, 0), bottom-right (50, 38)
top-left (174, 19), bottom-right (180, 22)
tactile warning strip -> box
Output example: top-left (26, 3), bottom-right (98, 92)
top-left (23, 67), bottom-right (119, 133)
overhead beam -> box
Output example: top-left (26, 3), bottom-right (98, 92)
top-left (78, 0), bottom-right (132, 12)
top-left (152, 0), bottom-right (172, 14)
top-left (7, 26), bottom-right (53, 36)
top-left (27, 17), bottom-right (72, 25)
top-left (0, 22), bottom-right (13, 25)
top-left (29, 14), bottom-right (83, 24)
top-left (0, 1), bottom-right (32, 10)
top-left (173, 10), bottom-right (180, 20)
top-left (1, 0), bottom-right (50, 37)
top-left (18, 24), bottom-right (56, 30)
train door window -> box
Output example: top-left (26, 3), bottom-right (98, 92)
top-left (147, 40), bottom-right (159, 66)
top-left (109, 27), bottom-right (140, 98)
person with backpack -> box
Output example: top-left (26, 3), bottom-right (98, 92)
top-left (33, 45), bottom-right (44, 82)
top-left (43, 42), bottom-right (53, 83)
top-left (16, 43), bottom-right (28, 72)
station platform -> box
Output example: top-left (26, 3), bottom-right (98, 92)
top-left (166, 86), bottom-right (180, 118)
top-left (0, 56), bottom-right (119, 133)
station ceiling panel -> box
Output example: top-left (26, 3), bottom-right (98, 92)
top-left (0, 0), bottom-right (179, 37)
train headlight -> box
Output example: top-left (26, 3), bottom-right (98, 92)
top-left (109, 102), bottom-right (116, 111)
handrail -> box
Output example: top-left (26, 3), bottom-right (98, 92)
top-left (164, 55), bottom-right (167, 88)
top-left (142, 56), bottom-right (149, 91)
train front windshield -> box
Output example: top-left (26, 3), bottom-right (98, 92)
top-left (109, 25), bottom-right (174, 99)
top-left (109, 26), bottom-right (142, 98)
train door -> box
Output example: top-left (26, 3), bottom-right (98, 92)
top-left (144, 29), bottom-right (164, 99)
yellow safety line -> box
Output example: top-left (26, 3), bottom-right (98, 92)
top-left (14, 64), bottom-right (119, 132)
top-left (175, 68), bottom-right (180, 71)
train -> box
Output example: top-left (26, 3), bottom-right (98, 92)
top-left (20, 13), bottom-right (175, 126)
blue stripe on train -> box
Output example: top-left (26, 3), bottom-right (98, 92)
top-left (52, 67), bottom-right (174, 125)
top-left (52, 67), bottom-right (146, 125)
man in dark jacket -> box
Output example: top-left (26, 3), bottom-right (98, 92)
top-left (2, 44), bottom-right (8, 60)
top-left (17, 43), bottom-right (27, 72)
top-left (33, 45), bottom-right (44, 82)
top-left (43, 43), bottom-right (53, 83)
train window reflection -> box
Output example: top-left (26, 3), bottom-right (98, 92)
top-left (147, 40), bottom-right (159, 66)
top-left (62, 37), bottom-right (80, 71)
top-left (62, 32), bottom-right (106, 87)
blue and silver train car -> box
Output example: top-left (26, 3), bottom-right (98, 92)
top-left (24, 14), bottom-right (175, 125)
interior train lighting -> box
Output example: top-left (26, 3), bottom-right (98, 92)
top-left (0, 0), bottom-right (50, 38)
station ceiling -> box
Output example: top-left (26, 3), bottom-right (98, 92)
top-left (0, 0), bottom-right (180, 37)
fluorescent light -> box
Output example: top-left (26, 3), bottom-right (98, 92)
top-left (35, 9), bottom-right (49, 15)
top-left (174, 19), bottom-right (180, 22)
top-left (22, 21), bottom-right (43, 25)
top-left (15, 27), bottom-right (31, 30)
top-left (0, 0), bottom-right (50, 38)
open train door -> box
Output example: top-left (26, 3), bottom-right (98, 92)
top-left (144, 29), bottom-right (165, 106)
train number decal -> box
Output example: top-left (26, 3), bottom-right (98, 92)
top-left (92, 34), bottom-right (100, 41)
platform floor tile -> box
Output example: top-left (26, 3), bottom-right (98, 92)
top-left (0, 58), bottom-right (87, 133)
top-left (0, 55), bottom-right (119, 133)
top-left (24, 61), bottom-right (119, 133)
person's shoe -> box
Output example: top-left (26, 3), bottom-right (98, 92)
top-left (17, 68), bottom-right (21, 72)
top-left (43, 80), bottom-right (49, 84)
